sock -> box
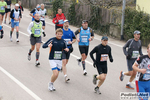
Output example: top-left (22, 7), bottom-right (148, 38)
top-left (127, 82), bottom-right (130, 85)
top-left (122, 72), bottom-right (125, 75)
top-left (36, 52), bottom-right (40, 61)
top-left (95, 86), bottom-right (99, 89)
top-left (16, 32), bottom-right (19, 39)
top-left (10, 31), bottom-right (12, 37)
top-left (64, 74), bottom-right (67, 78)
top-left (28, 49), bottom-right (32, 55)
top-left (82, 61), bottom-right (85, 70)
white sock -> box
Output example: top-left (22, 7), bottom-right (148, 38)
top-left (127, 82), bottom-right (130, 85)
top-left (122, 72), bottom-right (125, 75)
top-left (64, 74), bottom-right (67, 78)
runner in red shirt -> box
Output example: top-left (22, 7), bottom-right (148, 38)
top-left (52, 8), bottom-right (66, 30)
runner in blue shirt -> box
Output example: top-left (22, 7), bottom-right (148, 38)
top-left (61, 20), bottom-right (76, 82)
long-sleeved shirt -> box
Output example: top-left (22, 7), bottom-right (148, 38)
top-left (123, 38), bottom-right (143, 59)
top-left (27, 21), bottom-right (43, 35)
top-left (42, 37), bottom-right (67, 60)
top-left (90, 44), bottom-right (113, 65)
top-left (52, 13), bottom-right (66, 27)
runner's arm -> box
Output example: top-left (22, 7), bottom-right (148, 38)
top-left (52, 15), bottom-right (57, 24)
top-left (42, 39), bottom-right (53, 48)
top-left (90, 29), bottom-right (94, 40)
top-left (30, 9), bottom-right (35, 17)
top-left (123, 40), bottom-right (130, 56)
top-left (27, 22), bottom-right (33, 35)
top-left (139, 43), bottom-right (143, 56)
top-left (72, 31), bottom-right (76, 43)
top-left (90, 47), bottom-right (97, 62)
top-left (75, 29), bottom-right (80, 41)
top-left (108, 47), bottom-right (113, 62)
top-left (19, 9), bottom-right (22, 18)
top-left (10, 9), bottom-right (14, 19)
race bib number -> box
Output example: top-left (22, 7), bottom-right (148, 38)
top-left (64, 39), bottom-right (71, 45)
top-left (7, 5), bottom-right (10, 9)
top-left (1, 6), bottom-right (4, 10)
top-left (100, 54), bottom-right (108, 61)
top-left (34, 29), bottom-right (41, 35)
top-left (54, 51), bottom-right (62, 59)
top-left (59, 20), bottom-right (64, 24)
top-left (143, 69), bottom-right (150, 80)
top-left (132, 51), bottom-right (139, 58)
top-left (81, 36), bottom-right (88, 42)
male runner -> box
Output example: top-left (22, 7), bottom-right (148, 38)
top-left (4, 0), bottom-right (11, 24)
top-left (62, 20), bottom-right (76, 82)
top-left (0, 0), bottom-right (7, 25)
top-left (90, 36), bottom-right (113, 94)
top-left (18, 1), bottom-right (24, 22)
top-left (42, 28), bottom-right (69, 91)
top-left (120, 30), bottom-right (143, 89)
top-left (75, 20), bottom-right (94, 75)
top-left (30, 4), bottom-right (41, 21)
top-left (10, 3), bottom-right (21, 42)
top-left (27, 13), bottom-right (46, 66)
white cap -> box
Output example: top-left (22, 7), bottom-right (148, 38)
top-left (64, 20), bottom-right (69, 23)
top-left (15, 3), bottom-right (19, 7)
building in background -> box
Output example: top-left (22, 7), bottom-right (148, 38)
top-left (136, 0), bottom-right (150, 14)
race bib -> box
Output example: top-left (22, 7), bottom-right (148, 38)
top-left (59, 20), bottom-right (64, 24)
top-left (54, 51), bottom-right (62, 59)
top-left (100, 54), bottom-right (108, 61)
top-left (1, 6), bottom-right (4, 10)
top-left (143, 69), bottom-right (150, 80)
top-left (64, 39), bottom-right (71, 45)
top-left (81, 36), bottom-right (88, 42)
top-left (7, 5), bottom-right (10, 9)
top-left (34, 29), bottom-right (41, 35)
top-left (132, 51), bottom-right (139, 58)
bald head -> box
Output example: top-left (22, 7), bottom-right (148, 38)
top-left (34, 14), bottom-right (40, 20)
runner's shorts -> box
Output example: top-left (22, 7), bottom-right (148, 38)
top-left (79, 46), bottom-right (89, 56)
top-left (49, 60), bottom-right (62, 71)
top-left (0, 12), bottom-right (5, 16)
top-left (55, 25), bottom-right (63, 30)
top-left (62, 48), bottom-right (71, 59)
top-left (11, 21), bottom-right (19, 28)
top-left (135, 80), bottom-right (150, 100)
top-left (30, 36), bottom-right (42, 45)
top-left (5, 8), bottom-right (11, 13)
top-left (41, 20), bottom-right (45, 26)
top-left (126, 59), bottom-right (136, 71)
top-left (96, 64), bottom-right (107, 75)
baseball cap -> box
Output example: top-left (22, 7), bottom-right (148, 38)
top-left (64, 20), bottom-right (70, 23)
top-left (15, 3), bottom-right (19, 7)
top-left (134, 30), bottom-right (141, 34)
top-left (101, 36), bottom-right (108, 40)
top-left (82, 20), bottom-right (88, 23)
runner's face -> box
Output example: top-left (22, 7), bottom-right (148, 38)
top-left (101, 40), bottom-right (108, 46)
top-left (35, 14), bottom-right (40, 20)
top-left (82, 22), bottom-right (88, 29)
top-left (58, 9), bottom-right (62, 15)
top-left (64, 22), bottom-right (69, 29)
top-left (15, 6), bottom-right (19, 10)
top-left (134, 34), bottom-right (140, 40)
top-left (147, 47), bottom-right (150, 55)
top-left (41, 5), bottom-right (44, 10)
top-left (56, 32), bottom-right (63, 39)
top-left (19, 2), bottom-right (21, 5)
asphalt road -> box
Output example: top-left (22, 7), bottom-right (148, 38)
top-left (0, 6), bottom-right (149, 100)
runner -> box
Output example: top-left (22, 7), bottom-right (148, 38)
top-left (0, 0), bottom-right (7, 25)
top-left (18, 1), bottom-right (24, 22)
top-left (90, 36), bottom-right (113, 94)
top-left (30, 4), bottom-right (41, 21)
top-left (40, 3), bottom-right (47, 35)
top-left (42, 28), bottom-right (69, 91)
top-left (4, 0), bottom-right (11, 24)
top-left (62, 20), bottom-right (76, 82)
top-left (27, 13), bottom-right (46, 66)
top-left (0, 25), bottom-right (3, 39)
top-left (133, 44), bottom-right (150, 100)
top-left (75, 20), bottom-right (94, 75)
top-left (10, 3), bottom-right (21, 42)
top-left (52, 8), bottom-right (66, 30)
top-left (120, 30), bottom-right (143, 89)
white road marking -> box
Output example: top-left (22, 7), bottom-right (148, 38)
top-left (0, 66), bottom-right (42, 100)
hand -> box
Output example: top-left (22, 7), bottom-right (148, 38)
top-left (42, 32), bottom-right (46, 37)
top-left (93, 60), bottom-right (96, 68)
top-left (126, 55), bottom-right (131, 59)
top-left (14, 18), bottom-right (18, 21)
top-left (77, 38), bottom-right (80, 42)
top-left (64, 48), bottom-right (69, 52)
top-left (0, 34), bottom-right (3, 39)
top-left (68, 41), bottom-right (72, 44)
top-left (89, 38), bottom-right (92, 41)
top-left (139, 69), bottom-right (147, 74)
top-left (31, 34), bottom-right (34, 37)
top-left (48, 42), bottom-right (53, 47)
top-left (110, 58), bottom-right (113, 62)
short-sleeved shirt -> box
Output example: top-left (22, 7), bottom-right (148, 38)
top-left (0, 1), bottom-right (7, 12)
top-left (135, 55), bottom-right (150, 81)
top-left (5, 0), bottom-right (11, 9)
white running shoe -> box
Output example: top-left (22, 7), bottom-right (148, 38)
top-left (48, 83), bottom-right (55, 91)
top-left (35, 61), bottom-right (40, 66)
top-left (65, 75), bottom-right (70, 82)
top-left (10, 37), bottom-right (13, 42)
top-left (83, 70), bottom-right (87, 75)
top-left (77, 58), bottom-right (81, 66)
top-left (28, 54), bottom-right (31, 61)
top-left (16, 39), bottom-right (19, 42)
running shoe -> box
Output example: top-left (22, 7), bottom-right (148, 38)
top-left (77, 58), bottom-right (81, 66)
top-left (83, 70), bottom-right (87, 75)
top-left (48, 83), bottom-right (53, 91)
top-left (126, 84), bottom-right (134, 89)
top-left (65, 76), bottom-right (70, 82)
top-left (28, 54), bottom-right (31, 61)
top-left (16, 39), bottom-right (19, 42)
top-left (119, 71), bottom-right (124, 81)
top-left (10, 37), bottom-right (13, 42)
top-left (93, 74), bottom-right (97, 85)
top-left (35, 61), bottom-right (40, 66)
top-left (94, 87), bottom-right (101, 94)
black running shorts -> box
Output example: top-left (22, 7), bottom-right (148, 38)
top-left (79, 46), bottom-right (89, 56)
top-left (30, 36), bottom-right (42, 45)
top-left (96, 64), bottom-right (107, 75)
